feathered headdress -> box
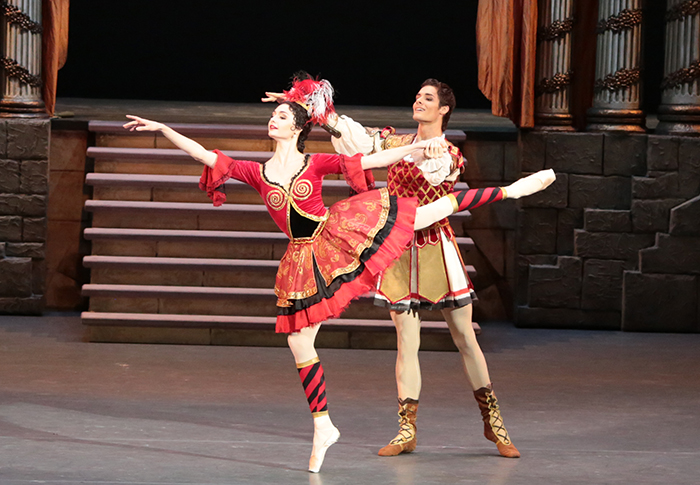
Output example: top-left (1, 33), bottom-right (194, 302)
top-left (283, 75), bottom-right (336, 126)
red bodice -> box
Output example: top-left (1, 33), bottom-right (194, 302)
top-left (199, 150), bottom-right (371, 239)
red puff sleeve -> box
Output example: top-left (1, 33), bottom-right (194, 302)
top-left (199, 150), bottom-right (261, 206)
top-left (340, 153), bottom-right (375, 194)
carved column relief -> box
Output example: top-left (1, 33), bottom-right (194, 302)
top-left (0, 0), bottom-right (44, 116)
top-left (656, 0), bottom-right (700, 136)
top-left (587, 0), bottom-right (645, 132)
top-left (535, 0), bottom-right (575, 130)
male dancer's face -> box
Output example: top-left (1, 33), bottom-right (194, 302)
top-left (412, 85), bottom-right (448, 128)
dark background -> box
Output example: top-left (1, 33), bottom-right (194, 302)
top-left (57, 1), bottom-right (489, 109)
top-left (57, 1), bottom-right (666, 113)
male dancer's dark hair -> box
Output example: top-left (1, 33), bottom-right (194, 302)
top-left (421, 78), bottom-right (456, 131)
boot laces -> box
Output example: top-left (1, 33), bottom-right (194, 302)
top-left (389, 410), bottom-right (415, 445)
top-left (487, 392), bottom-right (512, 445)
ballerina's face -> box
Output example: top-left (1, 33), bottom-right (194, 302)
top-left (268, 104), bottom-right (298, 141)
top-left (413, 85), bottom-right (448, 124)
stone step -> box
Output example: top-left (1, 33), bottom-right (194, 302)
top-left (87, 146), bottom-right (387, 180)
top-left (82, 284), bottom-right (451, 322)
top-left (80, 311), bottom-right (450, 332)
top-left (80, 311), bottom-right (458, 349)
top-left (84, 199), bottom-right (473, 235)
top-left (83, 255), bottom-right (475, 287)
top-left (89, 120), bottom-right (467, 144)
top-left (85, 172), bottom-right (472, 211)
top-left (83, 228), bottom-right (475, 261)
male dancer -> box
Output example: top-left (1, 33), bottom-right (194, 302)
top-left (323, 80), bottom-right (519, 458)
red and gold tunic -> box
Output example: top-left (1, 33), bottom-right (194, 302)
top-left (375, 133), bottom-right (477, 311)
top-left (199, 150), bottom-right (418, 333)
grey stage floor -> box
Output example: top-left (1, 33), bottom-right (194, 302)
top-left (0, 315), bottom-right (698, 485)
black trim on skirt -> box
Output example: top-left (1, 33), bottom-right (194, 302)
top-left (278, 195), bottom-right (400, 316)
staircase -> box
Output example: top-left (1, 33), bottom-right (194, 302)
top-left (80, 121), bottom-right (475, 349)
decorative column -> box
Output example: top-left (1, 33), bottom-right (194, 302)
top-left (534, 0), bottom-right (575, 131)
top-left (0, 0), bottom-right (45, 116)
top-left (587, 0), bottom-right (645, 132)
top-left (656, 0), bottom-right (700, 136)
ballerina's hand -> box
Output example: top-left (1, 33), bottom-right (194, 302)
top-left (261, 91), bottom-right (286, 103)
top-left (423, 137), bottom-right (448, 159)
top-left (123, 115), bottom-right (164, 132)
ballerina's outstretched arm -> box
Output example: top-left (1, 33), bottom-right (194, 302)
top-left (123, 115), bottom-right (217, 168)
top-left (414, 169), bottom-right (556, 230)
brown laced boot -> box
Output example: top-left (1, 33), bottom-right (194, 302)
top-left (474, 384), bottom-right (520, 458)
top-left (378, 398), bottom-right (418, 456)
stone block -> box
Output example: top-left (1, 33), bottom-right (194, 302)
top-left (546, 133), bottom-right (604, 174)
top-left (603, 133), bottom-right (647, 176)
top-left (569, 175), bottom-right (631, 210)
top-left (632, 172), bottom-right (681, 199)
top-left (0, 194), bottom-right (46, 217)
top-left (50, 130), bottom-right (89, 171)
top-left (582, 259), bottom-right (625, 311)
top-left (557, 208), bottom-right (583, 256)
top-left (0, 160), bottom-right (20, 192)
top-left (646, 135), bottom-right (679, 171)
top-left (528, 256), bottom-right (582, 309)
top-left (516, 306), bottom-right (620, 330)
top-left (516, 254), bottom-right (559, 305)
top-left (6, 243), bottom-right (45, 259)
top-left (584, 209), bottom-right (631, 233)
top-left (517, 208), bottom-right (558, 254)
top-left (463, 140), bottom-right (505, 182)
top-left (622, 272), bottom-right (698, 332)
top-left (22, 217), bottom-right (46, 242)
top-left (521, 172), bottom-right (568, 208)
top-left (640, 233), bottom-right (700, 275)
top-left (670, 194), bottom-right (700, 236)
top-left (678, 138), bottom-right (700, 198)
top-left (0, 242), bottom-right (4, 258)
top-left (0, 120), bottom-right (6, 157)
top-left (0, 295), bottom-right (43, 315)
top-left (20, 160), bottom-right (48, 194)
top-left (6, 119), bottom-right (50, 160)
top-left (0, 216), bottom-right (22, 241)
top-left (47, 171), bottom-right (88, 221)
top-left (503, 141), bottom-right (520, 182)
top-left (0, 257), bottom-right (33, 296)
top-left (631, 199), bottom-right (685, 233)
top-left (574, 230), bottom-right (655, 261)
top-left (462, 198), bottom-right (517, 229)
top-left (519, 131), bottom-right (546, 172)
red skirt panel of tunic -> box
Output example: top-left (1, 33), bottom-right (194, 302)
top-left (275, 188), bottom-right (417, 334)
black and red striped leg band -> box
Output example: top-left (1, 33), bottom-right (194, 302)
top-left (448, 187), bottom-right (505, 213)
top-left (297, 357), bottom-right (328, 417)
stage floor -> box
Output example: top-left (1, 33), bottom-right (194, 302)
top-left (1, 315), bottom-right (698, 484)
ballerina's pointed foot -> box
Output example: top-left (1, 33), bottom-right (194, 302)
top-left (308, 426), bottom-right (340, 473)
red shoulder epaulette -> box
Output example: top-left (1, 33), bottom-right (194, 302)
top-left (380, 126), bottom-right (396, 139)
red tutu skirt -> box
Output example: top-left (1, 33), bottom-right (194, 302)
top-left (275, 187), bottom-right (417, 333)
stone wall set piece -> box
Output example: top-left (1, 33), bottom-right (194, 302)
top-left (516, 130), bottom-right (700, 332)
top-left (0, 118), bottom-right (49, 314)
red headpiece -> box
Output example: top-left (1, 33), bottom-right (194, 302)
top-left (283, 76), bottom-right (336, 125)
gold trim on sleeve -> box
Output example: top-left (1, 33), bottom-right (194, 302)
top-left (447, 193), bottom-right (459, 213)
top-left (296, 356), bottom-right (321, 369)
